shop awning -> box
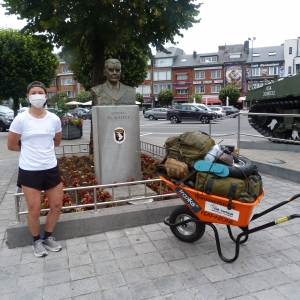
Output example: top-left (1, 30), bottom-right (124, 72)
top-left (175, 72), bottom-right (188, 75)
top-left (201, 98), bottom-right (222, 105)
top-left (175, 87), bottom-right (188, 90)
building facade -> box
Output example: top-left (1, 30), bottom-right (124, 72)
top-left (284, 38), bottom-right (300, 75)
top-left (47, 55), bottom-right (85, 100)
top-left (245, 45), bottom-right (285, 91)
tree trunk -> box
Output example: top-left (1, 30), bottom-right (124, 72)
top-left (89, 39), bottom-right (105, 155)
top-left (13, 97), bottom-right (19, 117)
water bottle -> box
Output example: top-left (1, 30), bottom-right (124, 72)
top-left (204, 144), bottom-right (222, 162)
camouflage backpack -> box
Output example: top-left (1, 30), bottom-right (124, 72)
top-left (165, 131), bottom-right (215, 170)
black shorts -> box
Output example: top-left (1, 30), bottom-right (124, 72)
top-left (17, 165), bottom-right (62, 191)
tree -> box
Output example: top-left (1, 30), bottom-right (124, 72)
top-left (76, 91), bottom-right (92, 103)
top-left (3, 1), bottom-right (201, 88)
top-left (0, 29), bottom-right (59, 116)
top-left (157, 90), bottom-right (173, 107)
top-left (48, 91), bottom-right (70, 118)
top-left (60, 44), bottom-right (149, 90)
top-left (219, 85), bottom-right (241, 106)
top-left (189, 93), bottom-right (202, 103)
top-left (136, 93), bottom-right (143, 105)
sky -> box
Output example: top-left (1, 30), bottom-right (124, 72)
top-left (1, 0), bottom-right (300, 55)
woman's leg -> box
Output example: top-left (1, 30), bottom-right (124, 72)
top-left (22, 186), bottom-right (42, 236)
top-left (44, 183), bottom-right (63, 232)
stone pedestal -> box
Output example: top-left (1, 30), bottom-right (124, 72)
top-left (92, 105), bottom-right (141, 184)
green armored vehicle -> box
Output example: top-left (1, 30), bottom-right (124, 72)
top-left (247, 73), bottom-right (300, 142)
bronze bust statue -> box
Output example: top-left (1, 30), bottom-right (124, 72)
top-left (91, 58), bottom-right (136, 105)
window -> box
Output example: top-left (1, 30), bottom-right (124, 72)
top-left (154, 58), bottom-right (172, 67)
top-left (176, 88), bottom-right (188, 94)
top-left (176, 74), bottom-right (188, 80)
top-left (288, 66), bottom-right (292, 74)
top-left (145, 71), bottom-right (150, 80)
top-left (252, 67), bottom-right (262, 76)
top-left (153, 84), bottom-right (172, 94)
top-left (51, 79), bottom-right (57, 86)
top-left (62, 66), bottom-right (72, 73)
top-left (65, 91), bottom-right (75, 98)
top-left (61, 78), bottom-right (74, 86)
top-left (229, 53), bottom-right (241, 59)
top-left (268, 67), bottom-right (279, 75)
top-left (211, 85), bottom-right (221, 93)
top-left (289, 47), bottom-right (292, 54)
top-left (153, 70), bottom-right (171, 81)
top-left (195, 71), bottom-right (205, 79)
top-left (211, 70), bottom-right (221, 79)
top-left (136, 85), bottom-right (151, 95)
top-left (195, 86), bottom-right (205, 94)
top-left (200, 56), bottom-right (217, 63)
top-left (296, 64), bottom-right (300, 71)
top-left (47, 92), bottom-right (54, 99)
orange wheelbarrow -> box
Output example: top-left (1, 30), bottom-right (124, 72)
top-left (160, 176), bottom-right (300, 263)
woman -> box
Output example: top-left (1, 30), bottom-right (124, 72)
top-left (7, 81), bottom-right (63, 257)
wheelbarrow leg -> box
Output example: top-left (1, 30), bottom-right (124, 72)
top-left (227, 225), bottom-right (249, 244)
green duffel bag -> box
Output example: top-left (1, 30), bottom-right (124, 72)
top-left (195, 172), bottom-right (263, 204)
top-left (165, 131), bottom-right (215, 169)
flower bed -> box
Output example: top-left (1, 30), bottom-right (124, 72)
top-left (41, 154), bottom-right (174, 213)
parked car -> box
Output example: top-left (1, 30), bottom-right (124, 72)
top-left (222, 106), bottom-right (239, 117)
top-left (0, 105), bottom-right (14, 132)
top-left (166, 105), bottom-right (214, 124)
top-left (144, 108), bottom-right (167, 120)
top-left (45, 108), bottom-right (73, 118)
top-left (180, 103), bottom-right (218, 120)
top-left (208, 106), bottom-right (226, 118)
top-left (85, 109), bottom-right (92, 120)
top-left (68, 108), bottom-right (90, 119)
top-left (18, 107), bottom-right (29, 114)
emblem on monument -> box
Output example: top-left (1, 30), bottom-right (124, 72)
top-left (114, 127), bottom-right (126, 144)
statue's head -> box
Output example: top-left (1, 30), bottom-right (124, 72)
top-left (104, 58), bottom-right (121, 85)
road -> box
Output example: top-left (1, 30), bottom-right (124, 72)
top-left (82, 114), bottom-right (264, 142)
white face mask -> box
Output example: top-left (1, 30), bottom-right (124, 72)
top-left (29, 94), bottom-right (46, 108)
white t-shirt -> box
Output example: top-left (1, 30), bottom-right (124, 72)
top-left (9, 110), bottom-right (62, 170)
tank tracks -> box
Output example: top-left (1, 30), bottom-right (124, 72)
top-left (248, 100), bottom-right (300, 143)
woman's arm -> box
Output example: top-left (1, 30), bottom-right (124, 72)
top-left (7, 131), bottom-right (21, 151)
top-left (53, 131), bottom-right (62, 147)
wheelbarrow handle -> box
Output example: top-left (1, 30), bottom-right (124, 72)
top-left (251, 194), bottom-right (300, 222)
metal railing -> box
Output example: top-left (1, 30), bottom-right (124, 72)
top-left (208, 111), bottom-right (300, 149)
top-left (14, 179), bottom-right (176, 222)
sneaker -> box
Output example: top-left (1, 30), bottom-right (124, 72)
top-left (32, 239), bottom-right (48, 257)
top-left (42, 236), bottom-right (62, 252)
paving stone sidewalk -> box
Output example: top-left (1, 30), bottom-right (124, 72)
top-left (1, 132), bottom-right (300, 299)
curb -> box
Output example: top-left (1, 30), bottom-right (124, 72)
top-left (7, 198), bottom-right (182, 248)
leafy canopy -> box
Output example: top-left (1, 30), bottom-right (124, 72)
top-left (219, 85), bottom-right (241, 105)
top-left (60, 44), bottom-right (149, 90)
top-left (136, 93), bottom-right (144, 104)
top-left (189, 93), bottom-right (202, 103)
top-left (76, 91), bottom-right (92, 103)
top-left (0, 29), bottom-right (59, 114)
top-left (48, 91), bottom-right (70, 118)
top-left (2, 0), bottom-right (201, 87)
top-left (157, 89), bottom-right (173, 107)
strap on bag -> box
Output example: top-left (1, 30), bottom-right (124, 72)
top-left (227, 183), bottom-right (237, 210)
top-left (205, 177), bottom-right (214, 194)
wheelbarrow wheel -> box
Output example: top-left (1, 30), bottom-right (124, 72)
top-left (169, 205), bottom-right (205, 243)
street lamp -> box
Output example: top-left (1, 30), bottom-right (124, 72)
top-left (248, 37), bottom-right (256, 90)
